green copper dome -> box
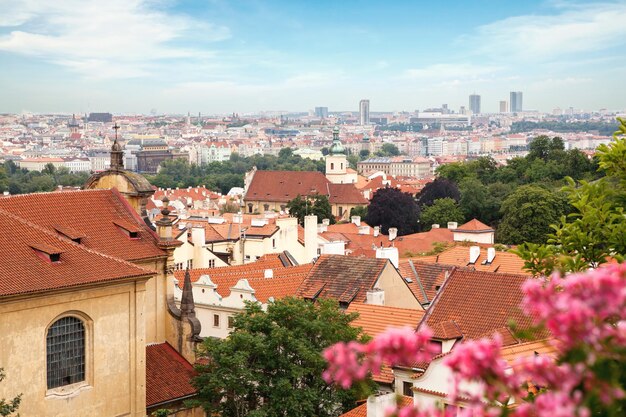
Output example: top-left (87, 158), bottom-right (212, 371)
top-left (329, 126), bottom-right (345, 155)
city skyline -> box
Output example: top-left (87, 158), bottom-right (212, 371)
top-left (1, 0), bottom-right (626, 114)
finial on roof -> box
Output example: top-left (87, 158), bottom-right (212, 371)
top-left (110, 123), bottom-right (124, 170)
top-left (180, 267), bottom-right (196, 316)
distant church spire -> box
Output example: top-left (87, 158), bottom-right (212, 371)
top-left (110, 123), bottom-right (124, 170)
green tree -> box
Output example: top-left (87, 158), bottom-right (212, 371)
top-left (278, 147), bottom-right (294, 159)
top-left (415, 178), bottom-right (460, 209)
top-left (0, 369), bottom-right (21, 416)
top-left (349, 205), bottom-right (368, 219)
top-left (497, 185), bottom-right (569, 245)
top-left (358, 149), bottom-right (370, 159)
top-left (375, 143), bottom-right (400, 157)
top-left (458, 177), bottom-right (503, 225)
top-left (364, 187), bottom-right (419, 236)
top-left (287, 194), bottom-right (335, 225)
top-left (419, 198), bottom-right (465, 231)
top-left (515, 117), bottom-right (626, 275)
top-left (192, 298), bottom-right (373, 417)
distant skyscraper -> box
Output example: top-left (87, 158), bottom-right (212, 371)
top-left (359, 99), bottom-right (370, 125)
top-left (499, 100), bottom-right (508, 113)
top-left (315, 107), bottom-right (329, 119)
top-left (469, 94), bottom-right (481, 115)
top-left (510, 91), bottom-right (523, 113)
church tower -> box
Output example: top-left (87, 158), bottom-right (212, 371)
top-left (325, 126), bottom-right (355, 184)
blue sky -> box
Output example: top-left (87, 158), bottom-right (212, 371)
top-left (1, 0), bottom-right (625, 114)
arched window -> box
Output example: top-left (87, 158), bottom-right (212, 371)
top-left (47, 316), bottom-right (85, 389)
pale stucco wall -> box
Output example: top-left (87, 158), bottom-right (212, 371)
top-left (0, 280), bottom-right (148, 417)
top-left (374, 263), bottom-right (421, 309)
top-left (452, 231), bottom-right (494, 244)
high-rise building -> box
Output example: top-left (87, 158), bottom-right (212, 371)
top-left (510, 92), bottom-right (523, 113)
top-left (499, 101), bottom-right (508, 113)
top-left (359, 99), bottom-right (370, 125)
top-left (469, 94), bottom-right (481, 115)
top-left (88, 112), bottom-right (113, 123)
top-left (315, 107), bottom-right (329, 119)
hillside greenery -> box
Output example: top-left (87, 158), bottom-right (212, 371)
top-left (0, 161), bottom-right (89, 194)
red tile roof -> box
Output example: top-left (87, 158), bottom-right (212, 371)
top-left (327, 183), bottom-right (368, 205)
top-left (397, 260), bottom-right (455, 304)
top-left (346, 302), bottom-right (424, 338)
top-left (456, 219), bottom-right (494, 232)
top-left (419, 269), bottom-right (533, 344)
top-left (414, 246), bottom-right (529, 275)
top-left (0, 208), bottom-right (152, 297)
top-left (0, 189), bottom-right (165, 262)
top-left (296, 255), bottom-right (389, 304)
top-left (245, 170), bottom-right (330, 203)
top-left (146, 343), bottom-right (196, 407)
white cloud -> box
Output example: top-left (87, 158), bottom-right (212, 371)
top-left (469, 2), bottom-right (626, 61)
top-left (0, 0), bottom-right (229, 78)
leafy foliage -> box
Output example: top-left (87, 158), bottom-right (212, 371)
top-left (515, 118), bottom-right (626, 275)
top-left (192, 297), bottom-right (374, 417)
top-left (418, 198), bottom-right (465, 230)
top-left (349, 205), bottom-right (368, 219)
top-left (0, 161), bottom-right (89, 195)
top-left (287, 194), bottom-right (335, 225)
top-left (497, 185), bottom-right (570, 245)
top-left (364, 188), bottom-right (419, 236)
top-left (0, 369), bottom-right (21, 417)
top-left (375, 143), bottom-right (401, 157)
top-left (510, 120), bottom-right (619, 136)
top-left (414, 178), bottom-right (460, 209)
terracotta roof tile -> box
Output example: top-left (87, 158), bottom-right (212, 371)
top-left (245, 170), bottom-right (330, 203)
top-left (413, 246), bottom-right (529, 275)
top-left (397, 260), bottom-right (456, 304)
top-left (296, 255), bottom-right (388, 304)
top-left (456, 219), bottom-right (494, 232)
top-left (0, 189), bottom-right (165, 261)
top-left (327, 183), bottom-right (369, 205)
top-left (146, 342), bottom-right (196, 407)
top-left (0, 208), bottom-right (151, 297)
top-left (420, 269), bottom-right (534, 344)
top-left (346, 302), bottom-right (424, 338)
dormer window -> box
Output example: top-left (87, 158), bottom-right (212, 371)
top-left (113, 220), bottom-right (141, 239)
top-left (31, 242), bottom-right (64, 263)
top-left (53, 224), bottom-right (86, 244)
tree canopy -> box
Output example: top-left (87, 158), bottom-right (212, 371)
top-left (419, 198), bottom-right (465, 231)
top-left (286, 194), bottom-right (335, 225)
top-left (515, 117), bottom-right (626, 275)
top-left (0, 161), bottom-right (89, 195)
top-left (364, 187), bottom-right (419, 236)
top-left (192, 297), bottom-right (373, 417)
top-left (415, 178), bottom-right (460, 210)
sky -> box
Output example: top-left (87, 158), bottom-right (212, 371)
top-left (1, 0), bottom-right (625, 114)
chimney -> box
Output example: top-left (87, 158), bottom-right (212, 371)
top-left (304, 215), bottom-right (318, 263)
top-left (358, 225), bottom-right (371, 235)
top-left (447, 221), bottom-right (458, 230)
top-left (367, 394), bottom-right (398, 417)
top-left (376, 246), bottom-right (399, 268)
top-left (388, 227), bottom-right (398, 241)
top-left (264, 269), bottom-right (273, 279)
top-left (469, 246), bottom-right (480, 264)
top-left (322, 218), bottom-right (330, 226)
top-left (487, 247), bottom-right (496, 263)
top-left (373, 226), bottom-right (380, 237)
top-left (351, 216), bottom-right (361, 226)
top-left (233, 213), bottom-right (243, 223)
top-left (191, 226), bottom-right (205, 245)
top-left (432, 224), bottom-right (440, 229)
top-left (366, 288), bottom-right (385, 306)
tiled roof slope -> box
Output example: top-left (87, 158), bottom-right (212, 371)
top-left (414, 246), bottom-right (529, 275)
top-left (0, 209), bottom-right (151, 297)
top-left (327, 183), bottom-right (369, 205)
top-left (420, 269), bottom-right (533, 344)
top-left (146, 343), bottom-right (196, 407)
top-left (456, 219), bottom-right (494, 232)
top-left (175, 264), bottom-right (312, 303)
top-left (346, 302), bottom-right (424, 337)
top-left (339, 396), bottom-right (413, 417)
top-left (296, 255), bottom-right (388, 303)
top-left (245, 170), bottom-right (330, 202)
top-left (397, 260), bottom-right (456, 304)
top-left (0, 189), bottom-right (165, 261)
top-left (176, 254), bottom-right (287, 283)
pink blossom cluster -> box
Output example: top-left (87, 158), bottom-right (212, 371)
top-left (324, 263), bottom-right (626, 417)
top-left (323, 327), bottom-right (438, 389)
top-left (522, 262), bottom-right (626, 351)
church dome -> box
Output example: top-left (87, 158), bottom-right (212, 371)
top-left (329, 126), bottom-right (345, 155)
